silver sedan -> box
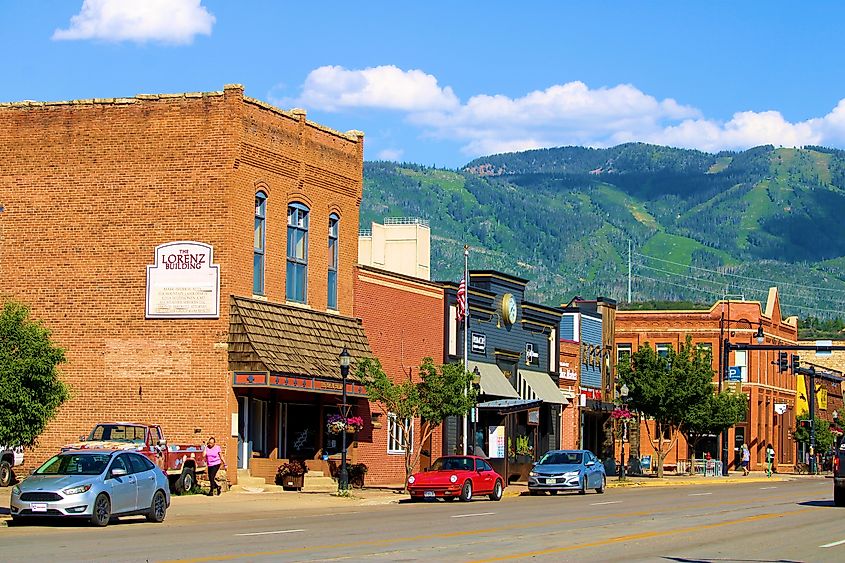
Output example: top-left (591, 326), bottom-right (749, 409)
top-left (10, 449), bottom-right (170, 526)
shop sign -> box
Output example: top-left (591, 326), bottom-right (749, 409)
top-left (527, 408), bottom-right (540, 426)
top-left (559, 362), bottom-right (578, 381)
top-left (774, 403), bottom-right (787, 415)
top-left (488, 425), bottom-right (506, 458)
top-left (581, 388), bottom-right (602, 400)
top-left (471, 332), bottom-right (486, 354)
top-left (146, 241), bottom-right (220, 318)
top-left (525, 343), bottom-right (539, 365)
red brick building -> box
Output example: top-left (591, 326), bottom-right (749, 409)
top-left (353, 265), bottom-right (445, 484)
top-left (0, 85), bottom-right (372, 484)
top-left (616, 289), bottom-right (798, 473)
top-left (558, 339), bottom-right (580, 449)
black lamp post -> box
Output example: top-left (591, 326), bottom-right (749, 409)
top-left (338, 347), bottom-right (351, 493)
top-left (619, 384), bottom-right (629, 481)
top-left (471, 366), bottom-right (481, 455)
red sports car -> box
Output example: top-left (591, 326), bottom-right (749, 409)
top-left (407, 455), bottom-right (504, 502)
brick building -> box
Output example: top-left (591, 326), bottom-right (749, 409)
top-left (0, 85), bottom-right (373, 484)
top-left (616, 288), bottom-right (798, 473)
top-left (558, 338), bottom-right (580, 449)
top-left (353, 264), bottom-right (445, 485)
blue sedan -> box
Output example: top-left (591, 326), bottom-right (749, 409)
top-left (528, 449), bottom-right (606, 495)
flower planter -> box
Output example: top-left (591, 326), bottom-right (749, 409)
top-left (281, 474), bottom-right (304, 491)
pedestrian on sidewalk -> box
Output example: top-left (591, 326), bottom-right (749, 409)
top-left (765, 443), bottom-right (775, 477)
top-left (741, 444), bottom-right (750, 476)
top-left (204, 436), bottom-right (226, 496)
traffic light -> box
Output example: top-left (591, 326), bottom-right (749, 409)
top-left (791, 354), bottom-right (800, 372)
top-left (798, 419), bottom-right (811, 430)
top-left (778, 352), bottom-right (788, 373)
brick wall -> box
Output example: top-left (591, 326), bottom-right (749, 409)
top-left (0, 86), bottom-right (363, 478)
top-left (353, 266), bottom-right (445, 485)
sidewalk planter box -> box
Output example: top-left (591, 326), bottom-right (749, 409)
top-left (282, 474), bottom-right (304, 490)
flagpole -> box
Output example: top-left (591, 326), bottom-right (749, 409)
top-left (463, 244), bottom-right (469, 456)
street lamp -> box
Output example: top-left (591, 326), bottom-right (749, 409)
top-left (619, 383), bottom-right (629, 481)
top-left (755, 321), bottom-right (764, 344)
top-left (338, 347), bottom-right (351, 493)
top-left (471, 366), bottom-right (481, 455)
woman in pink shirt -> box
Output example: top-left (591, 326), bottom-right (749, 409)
top-left (204, 437), bottom-right (226, 496)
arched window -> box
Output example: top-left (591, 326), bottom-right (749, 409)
top-left (286, 202), bottom-right (309, 302)
top-left (253, 191), bottom-right (267, 295)
top-left (327, 213), bottom-right (339, 309)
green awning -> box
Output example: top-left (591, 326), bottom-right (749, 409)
top-left (468, 360), bottom-right (520, 399)
top-left (518, 370), bottom-right (568, 404)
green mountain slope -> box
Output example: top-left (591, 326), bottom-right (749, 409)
top-left (361, 144), bottom-right (845, 316)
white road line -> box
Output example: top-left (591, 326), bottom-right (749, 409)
top-left (235, 529), bottom-right (305, 537)
top-left (590, 500), bottom-right (622, 506)
top-left (451, 512), bottom-right (496, 518)
top-left (820, 538), bottom-right (845, 548)
top-left (759, 486), bottom-right (778, 490)
top-left (688, 492), bottom-right (713, 496)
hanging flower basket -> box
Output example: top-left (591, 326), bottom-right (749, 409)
top-left (611, 407), bottom-right (634, 420)
top-left (328, 414), bottom-right (364, 434)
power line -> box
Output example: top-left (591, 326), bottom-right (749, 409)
top-left (633, 251), bottom-right (845, 294)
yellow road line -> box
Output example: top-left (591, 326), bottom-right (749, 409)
top-left (467, 507), bottom-right (816, 562)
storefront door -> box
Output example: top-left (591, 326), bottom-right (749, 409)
top-left (287, 404), bottom-right (319, 459)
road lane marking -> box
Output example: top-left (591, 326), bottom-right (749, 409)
top-left (451, 512), bottom-right (496, 518)
top-left (590, 501), bottom-right (621, 505)
top-left (467, 507), bottom-right (817, 562)
top-left (820, 539), bottom-right (845, 548)
top-left (688, 492), bottom-right (712, 496)
top-left (759, 486), bottom-right (777, 490)
top-left (235, 529), bottom-right (304, 537)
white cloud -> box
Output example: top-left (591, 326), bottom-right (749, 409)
top-left (376, 148), bottom-right (404, 161)
top-left (53, 0), bottom-right (215, 44)
top-left (292, 65), bottom-right (460, 112)
top-left (287, 65), bottom-right (845, 157)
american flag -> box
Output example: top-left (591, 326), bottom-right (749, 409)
top-left (456, 276), bottom-right (467, 322)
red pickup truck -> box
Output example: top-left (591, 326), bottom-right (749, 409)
top-left (63, 422), bottom-right (207, 493)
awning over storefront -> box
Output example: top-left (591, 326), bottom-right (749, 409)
top-left (477, 398), bottom-right (542, 414)
top-left (468, 360), bottom-right (520, 399)
top-left (229, 296), bottom-right (372, 396)
top-left (518, 370), bottom-right (568, 405)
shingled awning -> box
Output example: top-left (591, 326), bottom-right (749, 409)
top-left (229, 296), bottom-right (372, 387)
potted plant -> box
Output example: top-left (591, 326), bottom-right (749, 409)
top-left (347, 462), bottom-right (368, 488)
top-left (346, 416), bottom-right (364, 433)
top-left (275, 459), bottom-right (308, 490)
top-left (327, 414), bottom-right (346, 435)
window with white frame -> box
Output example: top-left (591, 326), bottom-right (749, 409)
top-left (656, 343), bottom-right (671, 357)
top-left (617, 343), bottom-right (632, 364)
top-left (387, 413), bottom-right (412, 454)
top-left (734, 349), bottom-right (748, 382)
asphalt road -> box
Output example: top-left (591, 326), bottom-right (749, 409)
top-left (2, 479), bottom-right (843, 562)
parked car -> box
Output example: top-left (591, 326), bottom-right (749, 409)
top-left (62, 423), bottom-right (206, 494)
top-left (407, 455), bottom-right (504, 502)
top-left (834, 437), bottom-right (845, 506)
top-left (1, 445), bottom-right (24, 487)
top-left (10, 449), bottom-right (170, 526)
top-left (528, 449), bottom-right (606, 495)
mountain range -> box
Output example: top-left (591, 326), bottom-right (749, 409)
top-left (360, 143), bottom-right (845, 318)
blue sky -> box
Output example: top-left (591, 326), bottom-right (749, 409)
top-left (3, 1), bottom-right (845, 168)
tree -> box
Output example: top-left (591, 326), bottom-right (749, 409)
top-left (0, 300), bottom-right (69, 448)
top-left (794, 412), bottom-right (840, 457)
top-left (682, 390), bottom-right (748, 471)
top-left (617, 337), bottom-right (713, 478)
top-left (357, 357), bottom-right (476, 489)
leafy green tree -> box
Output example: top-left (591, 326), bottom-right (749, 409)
top-left (682, 391), bottom-right (748, 471)
top-left (794, 412), bottom-right (840, 456)
top-left (618, 336), bottom-right (713, 477)
top-left (0, 301), bottom-right (69, 448)
top-left (357, 357), bottom-right (476, 489)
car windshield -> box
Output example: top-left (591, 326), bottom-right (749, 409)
top-left (88, 424), bottom-right (146, 444)
top-left (538, 452), bottom-right (583, 465)
top-left (431, 457), bottom-right (474, 471)
top-left (36, 453), bottom-right (111, 476)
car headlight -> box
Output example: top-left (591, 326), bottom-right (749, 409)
top-left (62, 484), bottom-right (92, 495)
top-left (450, 474), bottom-right (458, 483)
top-left (407, 475), bottom-right (415, 484)
top-left (11, 484), bottom-right (21, 496)
top-left (564, 471), bottom-right (579, 478)
top-left (529, 471), bottom-right (537, 477)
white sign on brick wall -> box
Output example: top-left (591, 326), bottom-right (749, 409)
top-left (146, 241), bottom-right (220, 319)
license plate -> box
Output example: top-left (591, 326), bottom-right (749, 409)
top-left (30, 503), bottom-right (48, 512)
top-left (424, 491), bottom-right (435, 498)
top-left (546, 478), bottom-right (557, 484)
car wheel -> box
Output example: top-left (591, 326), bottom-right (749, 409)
top-left (835, 486), bottom-right (845, 507)
top-left (488, 480), bottom-right (503, 501)
top-left (146, 490), bottom-right (167, 523)
top-left (0, 460), bottom-right (12, 487)
top-left (596, 476), bottom-right (606, 494)
top-left (459, 480), bottom-right (473, 502)
top-left (91, 493), bottom-right (111, 527)
top-left (176, 467), bottom-right (195, 495)
top-left (578, 477), bottom-right (587, 495)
